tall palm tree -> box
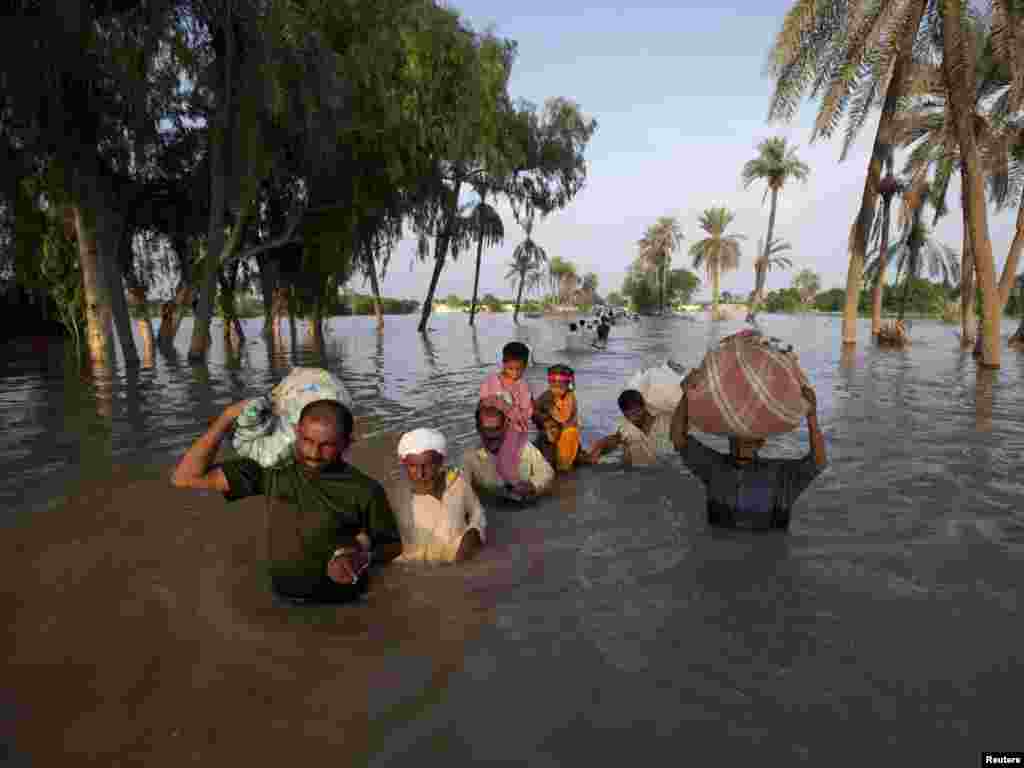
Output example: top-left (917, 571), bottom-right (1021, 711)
top-left (689, 207), bottom-right (745, 319)
top-left (868, 158), bottom-right (905, 336)
top-left (767, 0), bottom-right (934, 347)
top-left (637, 216), bottom-right (684, 315)
top-left (506, 214), bottom-right (548, 323)
top-left (466, 184), bottom-right (505, 326)
top-left (751, 236), bottom-right (793, 314)
top-left (741, 137), bottom-right (809, 321)
top-left (865, 185), bottom-right (960, 320)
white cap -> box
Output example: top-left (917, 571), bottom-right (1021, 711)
top-left (397, 428), bottom-right (447, 459)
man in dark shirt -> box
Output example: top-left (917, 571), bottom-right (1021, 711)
top-left (170, 399), bottom-right (403, 603)
top-left (670, 368), bottom-right (827, 531)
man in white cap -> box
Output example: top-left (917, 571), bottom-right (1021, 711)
top-left (396, 428), bottom-right (487, 563)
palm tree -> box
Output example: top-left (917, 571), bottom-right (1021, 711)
top-left (767, 0), bottom-right (934, 347)
top-left (689, 207), bottom-right (745, 319)
top-left (466, 184), bottom-right (505, 326)
top-left (750, 236), bottom-right (793, 315)
top-left (866, 184), bottom-right (960, 320)
top-left (506, 214), bottom-right (548, 323)
top-left (868, 159), bottom-right (905, 336)
top-left (637, 216), bottom-right (684, 315)
top-left (741, 137), bottom-right (809, 321)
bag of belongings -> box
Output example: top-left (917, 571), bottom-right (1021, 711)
top-left (685, 329), bottom-right (810, 439)
top-left (232, 367), bottom-right (354, 467)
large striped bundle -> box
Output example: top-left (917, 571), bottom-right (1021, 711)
top-left (686, 330), bottom-right (810, 439)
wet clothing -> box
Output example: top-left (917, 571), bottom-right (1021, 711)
top-left (220, 458), bottom-right (401, 601)
top-left (680, 437), bottom-right (824, 530)
top-left (535, 390), bottom-right (582, 471)
top-left (461, 442), bottom-right (555, 498)
top-left (479, 373), bottom-right (533, 433)
top-left (615, 412), bottom-right (674, 466)
top-left (396, 468), bottom-right (487, 563)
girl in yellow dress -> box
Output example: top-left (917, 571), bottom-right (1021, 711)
top-left (533, 364), bottom-right (582, 471)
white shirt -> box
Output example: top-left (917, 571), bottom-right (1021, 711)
top-left (395, 469), bottom-right (487, 563)
top-left (615, 411), bottom-right (674, 466)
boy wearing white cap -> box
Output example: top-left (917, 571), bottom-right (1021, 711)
top-left (396, 428), bottom-right (487, 563)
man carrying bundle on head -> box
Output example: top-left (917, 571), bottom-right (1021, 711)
top-left (669, 332), bottom-right (828, 531)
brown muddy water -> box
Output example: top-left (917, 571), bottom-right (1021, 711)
top-left (2, 313), bottom-right (1023, 766)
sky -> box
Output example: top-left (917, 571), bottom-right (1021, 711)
top-left (372, 0), bottom-right (1021, 304)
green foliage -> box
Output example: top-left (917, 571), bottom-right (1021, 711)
top-left (763, 287), bottom-right (804, 313)
top-left (345, 293), bottom-right (419, 316)
top-left (481, 293), bottom-right (504, 312)
top-left (442, 293), bottom-right (466, 308)
top-left (791, 269), bottom-right (821, 303)
top-left (621, 260), bottom-right (700, 312)
top-left (606, 291), bottom-right (626, 307)
top-left (814, 288), bottom-right (846, 312)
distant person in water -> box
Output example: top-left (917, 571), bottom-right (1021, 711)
top-left (462, 395), bottom-right (554, 502)
top-left (479, 341), bottom-right (533, 434)
top-left (170, 399), bottom-right (403, 604)
top-left (670, 368), bottom-right (827, 531)
top-left (395, 428), bottom-right (486, 563)
top-left (585, 389), bottom-right (674, 467)
top-left (534, 364), bottom-right (582, 471)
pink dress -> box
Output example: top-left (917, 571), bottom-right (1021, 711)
top-left (479, 373), bottom-right (533, 433)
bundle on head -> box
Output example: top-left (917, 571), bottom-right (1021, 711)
top-left (685, 330), bottom-right (810, 440)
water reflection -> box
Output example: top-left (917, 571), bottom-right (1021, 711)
top-left (5, 313), bottom-right (1024, 765)
top-left (975, 367), bottom-right (996, 432)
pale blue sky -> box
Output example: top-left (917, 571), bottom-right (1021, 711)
top-left (379, 1), bottom-right (1020, 303)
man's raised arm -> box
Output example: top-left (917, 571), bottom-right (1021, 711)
top-left (170, 401), bottom-right (247, 492)
top-left (801, 385), bottom-right (827, 469)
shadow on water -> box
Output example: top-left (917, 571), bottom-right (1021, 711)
top-left (3, 313), bottom-right (1024, 765)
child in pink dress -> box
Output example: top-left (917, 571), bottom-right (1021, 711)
top-left (479, 341), bottom-right (533, 433)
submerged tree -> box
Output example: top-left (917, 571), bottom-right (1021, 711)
top-left (506, 213), bottom-right (548, 323)
top-left (637, 216), bottom-right (684, 315)
top-left (741, 137), bottom-right (809, 321)
top-left (689, 207), bottom-right (744, 319)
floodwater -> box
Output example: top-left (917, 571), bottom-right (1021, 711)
top-left (2, 312), bottom-right (1023, 766)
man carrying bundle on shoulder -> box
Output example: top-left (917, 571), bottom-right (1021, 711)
top-left (669, 334), bottom-right (828, 532)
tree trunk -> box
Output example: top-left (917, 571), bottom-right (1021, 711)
top-left (898, 262), bottom-right (914, 321)
top-left (310, 292), bottom-right (324, 345)
top-left (366, 247), bottom-right (385, 330)
top-left (871, 194), bottom-right (894, 336)
top-left (102, 212), bottom-right (140, 367)
top-left (469, 230), bottom-right (485, 326)
top-left (74, 204), bottom-right (115, 371)
top-left (960, 229), bottom-right (976, 347)
top-left (469, 193), bottom-right (486, 327)
top-left (658, 260), bottom-right (666, 315)
top-left (943, 0), bottom-right (1000, 368)
top-left (125, 283), bottom-right (155, 362)
top-left (256, 253), bottom-right (278, 338)
top-left (997, 188), bottom-right (1024, 308)
top-left (749, 186), bottom-right (780, 322)
top-left (189, 9), bottom-right (236, 362)
top-left (513, 273), bottom-right (526, 324)
top-left (418, 180), bottom-right (462, 333)
top-left (841, 0), bottom-right (925, 346)
top-left (711, 266), bottom-right (721, 320)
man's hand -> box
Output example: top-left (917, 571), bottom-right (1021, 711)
top-left (327, 547), bottom-right (370, 585)
top-left (511, 481), bottom-right (536, 499)
top-left (223, 400), bottom-right (249, 421)
top-left (679, 365), bottom-right (704, 393)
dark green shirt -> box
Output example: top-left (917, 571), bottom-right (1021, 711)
top-left (220, 458), bottom-right (401, 598)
